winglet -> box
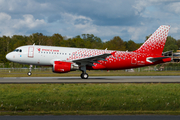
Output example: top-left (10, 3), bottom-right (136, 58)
top-left (111, 51), bottom-right (116, 56)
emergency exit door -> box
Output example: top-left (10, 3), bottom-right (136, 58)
top-left (131, 53), bottom-right (137, 64)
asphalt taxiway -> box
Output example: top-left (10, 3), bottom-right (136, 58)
top-left (0, 76), bottom-right (180, 83)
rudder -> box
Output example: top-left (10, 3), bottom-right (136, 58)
top-left (134, 25), bottom-right (170, 55)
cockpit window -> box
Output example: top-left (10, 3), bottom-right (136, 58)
top-left (13, 49), bottom-right (18, 52)
top-left (13, 49), bottom-right (22, 52)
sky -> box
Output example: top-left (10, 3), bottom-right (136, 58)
top-left (0, 0), bottom-right (180, 43)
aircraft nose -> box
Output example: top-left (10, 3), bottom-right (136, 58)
top-left (6, 53), bottom-right (12, 61)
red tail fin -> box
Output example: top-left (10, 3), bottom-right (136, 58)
top-left (134, 25), bottom-right (170, 55)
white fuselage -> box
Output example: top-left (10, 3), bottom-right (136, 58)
top-left (6, 45), bottom-right (115, 66)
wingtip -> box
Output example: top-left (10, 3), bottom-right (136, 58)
top-left (111, 51), bottom-right (116, 56)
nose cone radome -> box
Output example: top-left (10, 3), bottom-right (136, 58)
top-left (6, 53), bottom-right (12, 61)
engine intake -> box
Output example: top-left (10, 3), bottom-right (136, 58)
top-left (53, 61), bottom-right (79, 73)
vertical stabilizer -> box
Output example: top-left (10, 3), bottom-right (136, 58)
top-left (134, 25), bottom-right (170, 55)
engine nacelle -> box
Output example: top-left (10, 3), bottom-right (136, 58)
top-left (53, 61), bottom-right (79, 73)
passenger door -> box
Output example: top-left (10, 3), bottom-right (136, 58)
top-left (28, 47), bottom-right (34, 58)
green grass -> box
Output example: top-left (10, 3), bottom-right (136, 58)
top-left (0, 84), bottom-right (180, 115)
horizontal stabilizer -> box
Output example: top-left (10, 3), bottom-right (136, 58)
top-left (147, 56), bottom-right (171, 62)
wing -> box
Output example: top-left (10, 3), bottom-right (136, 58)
top-left (72, 52), bottom-right (115, 66)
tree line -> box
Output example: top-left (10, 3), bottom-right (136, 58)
top-left (0, 33), bottom-right (180, 64)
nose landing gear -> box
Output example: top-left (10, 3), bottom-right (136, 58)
top-left (27, 65), bottom-right (32, 76)
top-left (27, 72), bottom-right (32, 76)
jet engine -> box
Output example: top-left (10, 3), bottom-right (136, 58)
top-left (53, 61), bottom-right (79, 73)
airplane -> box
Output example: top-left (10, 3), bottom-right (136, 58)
top-left (6, 25), bottom-right (171, 79)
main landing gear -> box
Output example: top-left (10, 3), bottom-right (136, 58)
top-left (27, 65), bottom-right (32, 76)
top-left (80, 65), bottom-right (89, 79)
top-left (81, 72), bottom-right (89, 79)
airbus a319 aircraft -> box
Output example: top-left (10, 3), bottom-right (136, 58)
top-left (6, 25), bottom-right (171, 79)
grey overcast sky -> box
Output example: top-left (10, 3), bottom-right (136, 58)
top-left (0, 0), bottom-right (180, 43)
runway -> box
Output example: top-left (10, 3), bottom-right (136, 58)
top-left (1, 115), bottom-right (180, 120)
top-left (0, 76), bottom-right (180, 83)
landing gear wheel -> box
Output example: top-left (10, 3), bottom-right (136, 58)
top-left (27, 65), bottom-right (33, 76)
top-left (27, 72), bottom-right (32, 76)
top-left (81, 73), bottom-right (89, 79)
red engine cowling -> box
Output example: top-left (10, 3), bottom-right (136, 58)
top-left (53, 61), bottom-right (71, 73)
